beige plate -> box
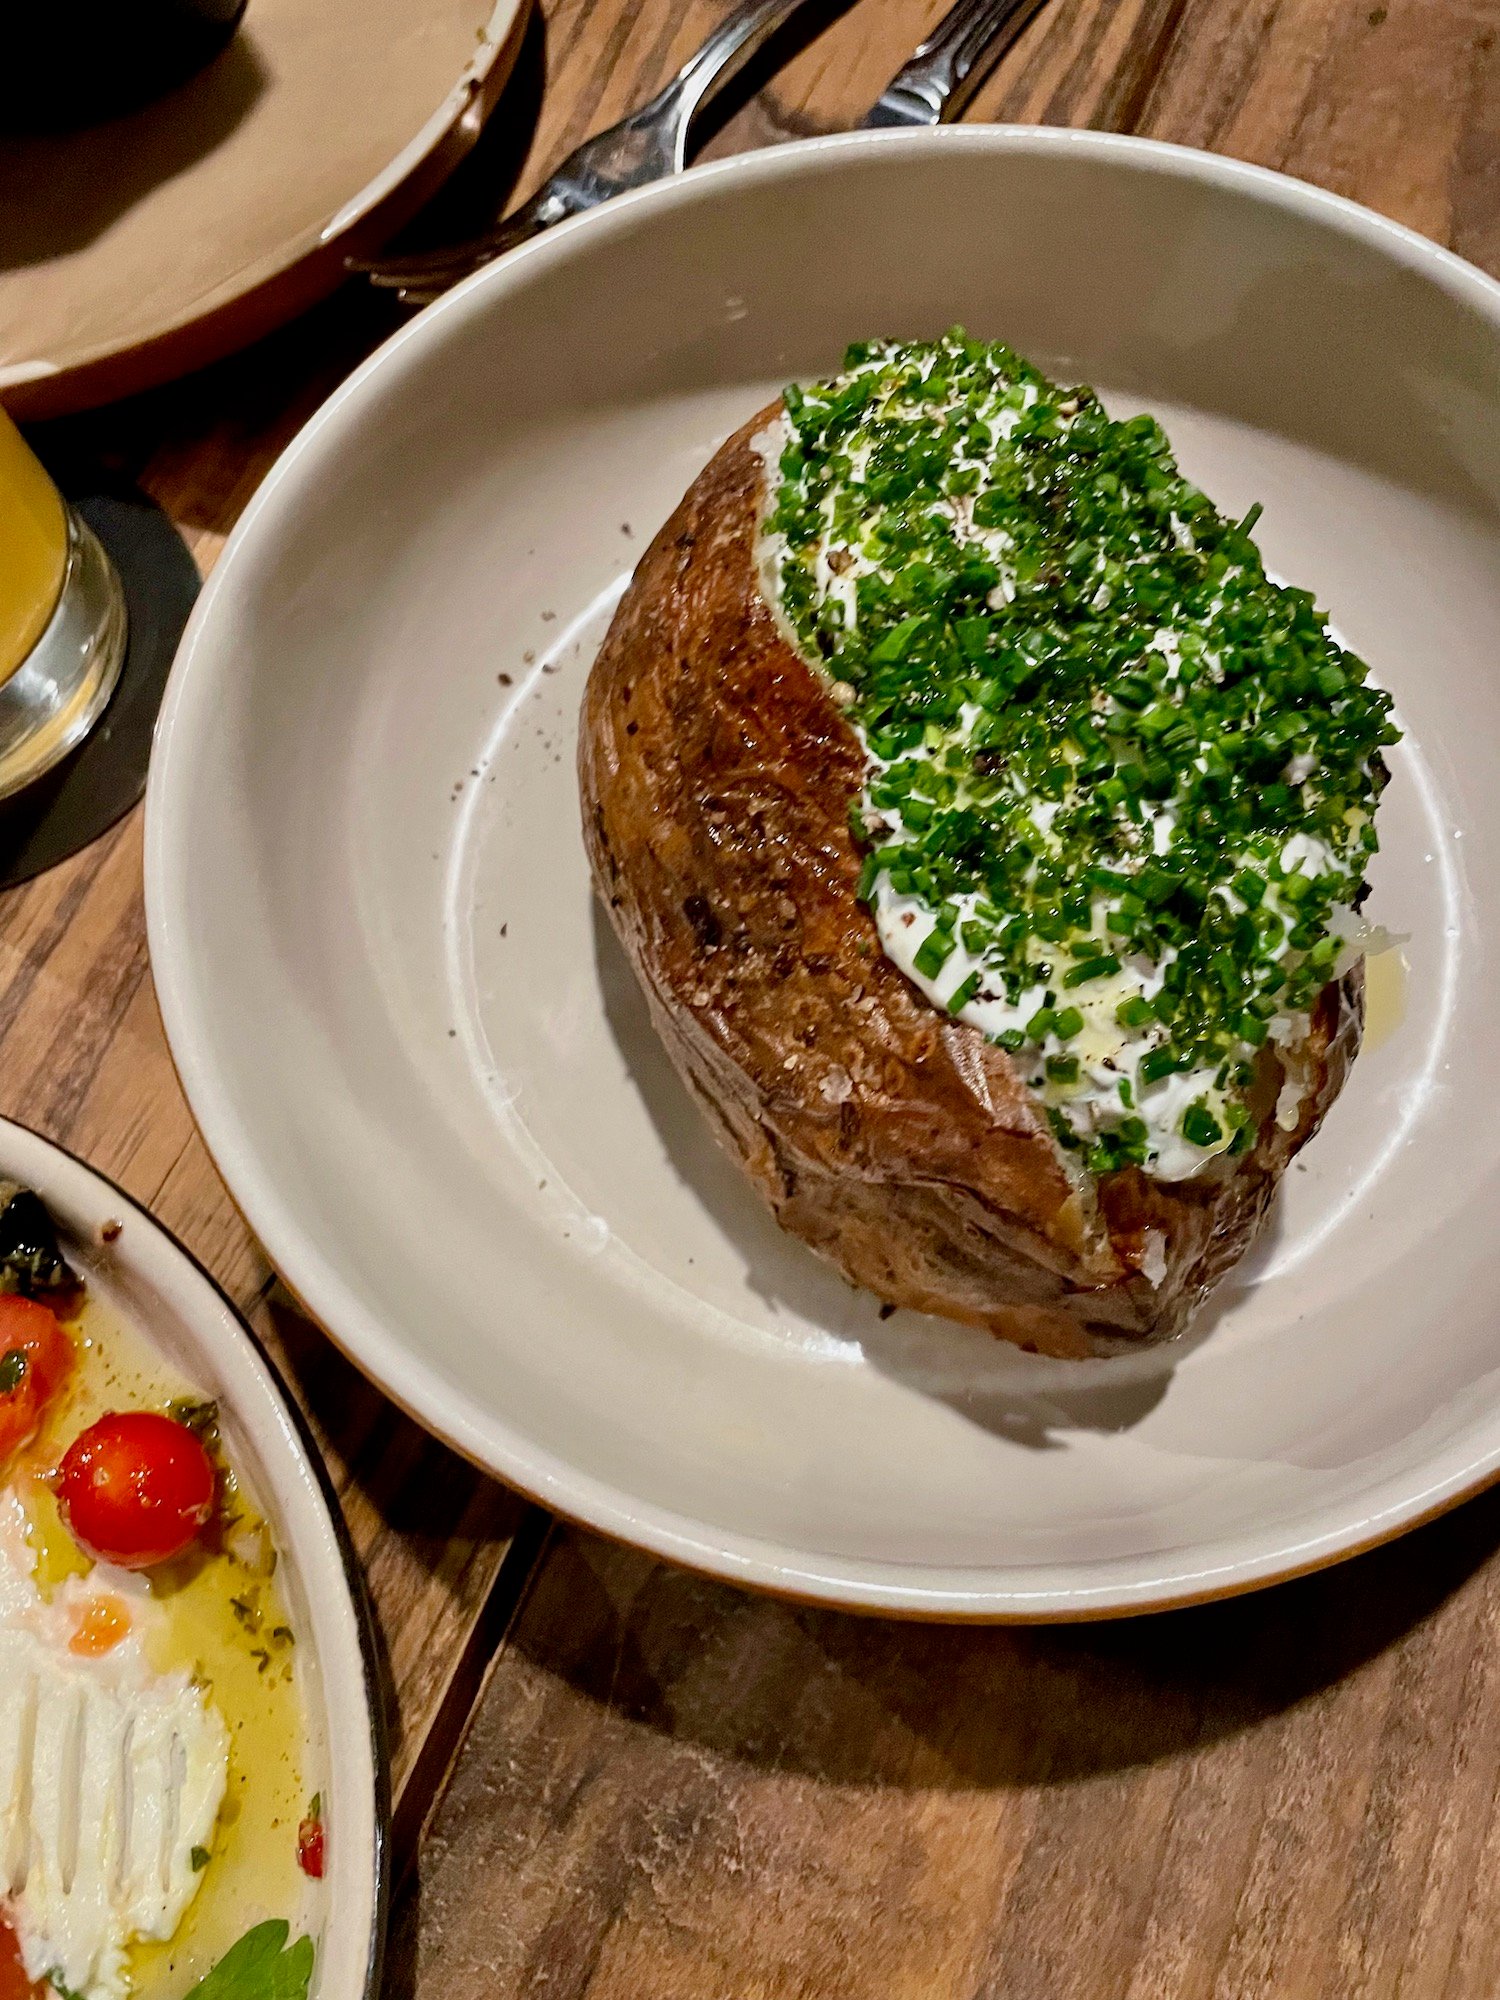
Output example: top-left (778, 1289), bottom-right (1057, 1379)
top-left (0, 0), bottom-right (528, 420)
top-left (0, 1118), bottom-right (386, 1994)
top-left (146, 129), bottom-right (1500, 1619)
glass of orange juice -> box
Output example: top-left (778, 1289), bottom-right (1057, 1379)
top-left (0, 408), bottom-right (126, 799)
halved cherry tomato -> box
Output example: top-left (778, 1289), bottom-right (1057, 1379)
top-left (0, 1294), bottom-right (74, 1468)
top-left (0, 1915), bottom-right (41, 1999)
top-left (297, 1810), bottom-right (325, 1879)
top-left (57, 1411), bottom-right (216, 1570)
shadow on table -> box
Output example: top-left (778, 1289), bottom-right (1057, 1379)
top-left (499, 1487), bottom-right (1500, 1789)
top-left (380, 1491), bottom-right (1500, 1998)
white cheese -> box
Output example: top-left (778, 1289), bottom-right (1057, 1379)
top-left (0, 1497), bottom-right (227, 2000)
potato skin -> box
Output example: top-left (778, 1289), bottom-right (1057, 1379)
top-left (578, 409), bottom-right (1361, 1357)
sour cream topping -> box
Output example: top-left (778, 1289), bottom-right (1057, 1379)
top-left (752, 334), bottom-right (1397, 1180)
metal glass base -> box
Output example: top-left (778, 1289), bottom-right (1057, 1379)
top-left (0, 510), bottom-right (127, 802)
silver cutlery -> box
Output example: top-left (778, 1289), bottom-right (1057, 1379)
top-left (863, 0), bottom-right (1047, 127)
top-left (357, 0), bottom-right (825, 304)
top-left (358, 0), bottom-right (1053, 306)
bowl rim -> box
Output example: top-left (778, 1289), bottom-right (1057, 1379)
top-left (145, 123), bottom-right (1500, 1620)
top-left (0, 1114), bottom-right (390, 1991)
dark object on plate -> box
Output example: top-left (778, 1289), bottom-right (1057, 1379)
top-left (0, 1179), bottom-right (78, 1303)
top-left (578, 411), bottom-right (1362, 1360)
top-left (1, 0), bottom-right (248, 131)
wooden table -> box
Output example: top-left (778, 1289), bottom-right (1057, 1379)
top-left (13, 1), bottom-right (1500, 1993)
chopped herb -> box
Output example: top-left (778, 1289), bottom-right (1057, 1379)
top-left (767, 330), bottom-right (1396, 1169)
top-left (169, 1398), bottom-right (221, 1440)
top-left (1063, 954), bottom-right (1120, 988)
top-left (191, 1845), bottom-right (212, 1871)
top-left (912, 926), bottom-right (956, 978)
top-left (1140, 1048), bottom-right (1184, 1085)
top-left (0, 1348), bottom-right (28, 1395)
top-left (1181, 1102), bottom-right (1225, 1149)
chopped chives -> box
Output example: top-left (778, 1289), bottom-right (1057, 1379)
top-left (912, 927), bottom-right (956, 979)
top-left (1181, 1103), bottom-right (1224, 1148)
top-left (1140, 1047), bottom-right (1184, 1084)
top-left (772, 329), bottom-right (1398, 1174)
top-left (947, 970), bottom-right (982, 1013)
top-left (1063, 954), bottom-right (1121, 988)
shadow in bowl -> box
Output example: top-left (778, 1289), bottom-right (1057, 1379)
top-left (591, 900), bottom-right (1242, 1449)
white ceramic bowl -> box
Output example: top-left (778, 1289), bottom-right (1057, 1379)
top-left (146, 128), bottom-right (1500, 1618)
top-left (0, 1119), bottom-right (387, 1993)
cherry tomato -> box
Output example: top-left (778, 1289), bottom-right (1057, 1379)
top-left (0, 1295), bottom-right (74, 1467)
top-left (297, 1812), bottom-right (325, 1879)
top-left (57, 1411), bottom-right (216, 1569)
top-left (0, 1915), bottom-right (42, 1999)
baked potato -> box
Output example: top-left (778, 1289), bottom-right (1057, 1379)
top-left (578, 335), bottom-right (1394, 1358)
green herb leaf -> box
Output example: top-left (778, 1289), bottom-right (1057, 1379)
top-left (169, 1398), bottom-right (221, 1439)
top-left (184, 1922), bottom-right (315, 2000)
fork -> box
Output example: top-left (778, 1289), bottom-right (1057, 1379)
top-left (358, 0), bottom-right (1054, 307)
top-left (357, 0), bottom-right (827, 306)
top-left (863, 0), bottom-right (1048, 126)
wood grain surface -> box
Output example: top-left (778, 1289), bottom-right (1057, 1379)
top-left (7, 0), bottom-right (1500, 1993)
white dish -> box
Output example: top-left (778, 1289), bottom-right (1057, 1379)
top-left (146, 127), bottom-right (1500, 1619)
top-left (0, 1118), bottom-right (387, 1992)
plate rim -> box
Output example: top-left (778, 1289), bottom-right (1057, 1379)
top-left (145, 122), bottom-right (1500, 1620)
top-left (0, 1113), bottom-right (391, 1992)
